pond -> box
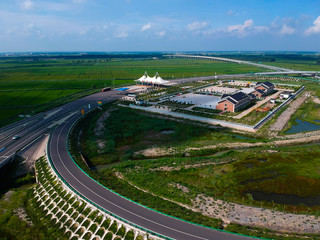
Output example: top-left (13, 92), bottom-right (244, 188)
top-left (250, 191), bottom-right (320, 206)
top-left (285, 119), bottom-right (320, 134)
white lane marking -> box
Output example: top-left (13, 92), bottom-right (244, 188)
top-left (44, 108), bottom-right (62, 120)
top-left (48, 111), bottom-right (78, 129)
top-left (52, 122), bottom-right (210, 240)
top-left (3, 128), bottom-right (47, 156)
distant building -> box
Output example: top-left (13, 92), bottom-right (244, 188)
top-left (255, 81), bottom-right (274, 95)
top-left (216, 92), bottom-right (251, 112)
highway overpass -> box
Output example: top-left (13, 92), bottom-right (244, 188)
top-left (166, 54), bottom-right (295, 72)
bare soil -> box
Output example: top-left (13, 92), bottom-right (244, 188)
top-left (269, 92), bottom-right (310, 132)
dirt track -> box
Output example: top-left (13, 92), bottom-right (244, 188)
top-left (269, 92), bottom-right (310, 132)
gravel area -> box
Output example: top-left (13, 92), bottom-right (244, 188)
top-left (193, 194), bottom-right (320, 234)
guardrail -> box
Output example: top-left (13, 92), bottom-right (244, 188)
top-left (45, 103), bottom-right (264, 240)
top-left (46, 110), bottom-right (172, 240)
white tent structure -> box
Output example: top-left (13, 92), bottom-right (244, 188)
top-left (135, 72), bottom-right (171, 86)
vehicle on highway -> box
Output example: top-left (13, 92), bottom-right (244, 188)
top-left (102, 87), bottom-right (111, 92)
top-left (12, 135), bottom-right (20, 140)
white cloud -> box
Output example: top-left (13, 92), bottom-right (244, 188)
top-left (227, 19), bottom-right (253, 36)
top-left (187, 21), bottom-right (208, 31)
top-left (156, 31), bottom-right (166, 37)
top-left (305, 16), bottom-right (320, 35)
top-left (203, 19), bottom-right (268, 38)
top-left (141, 23), bottom-right (152, 32)
top-left (280, 24), bottom-right (295, 35)
top-left (226, 19), bottom-right (268, 37)
top-left (21, 0), bottom-right (34, 10)
top-left (115, 31), bottom-right (128, 38)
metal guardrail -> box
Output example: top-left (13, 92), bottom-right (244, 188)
top-left (46, 111), bottom-right (172, 240)
top-left (45, 104), bottom-right (266, 240)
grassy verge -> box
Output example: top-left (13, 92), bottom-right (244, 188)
top-left (0, 161), bottom-right (67, 240)
top-left (75, 103), bottom-right (258, 166)
top-left (116, 145), bottom-right (320, 215)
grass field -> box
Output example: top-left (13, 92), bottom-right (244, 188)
top-left (117, 145), bottom-right (320, 213)
top-left (0, 57), bottom-right (267, 126)
top-left (263, 59), bottom-right (320, 71)
top-left (76, 104), bottom-right (260, 166)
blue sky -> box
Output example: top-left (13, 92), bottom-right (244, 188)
top-left (0, 0), bottom-right (320, 52)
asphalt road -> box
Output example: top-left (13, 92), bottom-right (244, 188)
top-left (0, 83), bottom-right (254, 240)
top-left (48, 93), bottom-right (251, 240)
top-left (0, 90), bottom-right (122, 167)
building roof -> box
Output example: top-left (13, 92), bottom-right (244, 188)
top-left (218, 91), bottom-right (249, 105)
top-left (255, 89), bottom-right (265, 94)
top-left (229, 91), bottom-right (249, 102)
top-left (248, 93), bottom-right (256, 99)
top-left (256, 81), bottom-right (274, 89)
top-left (221, 94), bottom-right (231, 99)
top-left (240, 87), bottom-right (256, 94)
top-left (281, 91), bottom-right (292, 95)
top-left (135, 72), bottom-right (169, 84)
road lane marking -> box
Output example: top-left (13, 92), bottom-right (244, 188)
top-left (51, 121), bottom-right (212, 240)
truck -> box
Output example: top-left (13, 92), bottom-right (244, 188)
top-left (101, 87), bottom-right (111, 92)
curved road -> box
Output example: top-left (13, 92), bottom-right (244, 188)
top-left (48, 92), bottom-right (252, 240)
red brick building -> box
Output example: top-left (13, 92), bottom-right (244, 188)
top-left (216, 92), bottom-right (251, 112)
top-left (255, 81), bottom-right (274, 96)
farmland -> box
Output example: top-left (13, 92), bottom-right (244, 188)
top-left (0, 56), bottom-right (266, 126)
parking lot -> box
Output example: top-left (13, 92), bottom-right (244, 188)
top-left (170, 93), bottom-right (221, 109)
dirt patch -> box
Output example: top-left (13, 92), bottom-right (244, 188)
top-left (14, 207), bottom-right (33, 226)
top-left (151, 160), bottom-right (235, 172)
top-left (270, 92), bottom-right (310, 132)
top-left (94, 110), bottom-right (112, 136)
top-left (134, 147), bottom-right (175, 157)
top-left (136, 132), bottom-right (320, 158)
top-left (168, 183), bottom-right (189, 193)
top-left (313, 97), bottom-right (320, 104)
top-left (193, 194), bottom-right (320, 234)
top-left (97, 140), bottom-right (106, 150)
top-left (115, 171), bottom-right (320, 234)
top-left (3, 190), bottom-right (14, 202)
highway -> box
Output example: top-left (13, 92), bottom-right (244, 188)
top-left (0, 90), bottom-right (123, 168)
top-left (167, 54), bottom-right (295, 72)
top-left (2, 53), bottom-right (318, 238)
top-left (49, 108), bottom-right (250, 239)
top-left (0, 86), bottom-right (253, 239)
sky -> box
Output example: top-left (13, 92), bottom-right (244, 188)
top-left (0, 0), bottom-right (320, 52)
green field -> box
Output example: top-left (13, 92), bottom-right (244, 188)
top-left (76, 104), bottom-right (259, 166)
top-left (117, 145), bottom-right (320, 213)
top-left (69, 100), bottom-right (320, 239)
top-left (262, 59), bottom-right (320, 71)
top-left (0, 57), bottom-right (267, 126)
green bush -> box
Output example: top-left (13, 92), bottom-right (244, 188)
top-left (116, 226), bottom-right (126, 237)
top-left (108, 221), bottom-right (118, 234)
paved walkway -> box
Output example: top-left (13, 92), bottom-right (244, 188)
top-left (233, 90), bottom-right (282, 119)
